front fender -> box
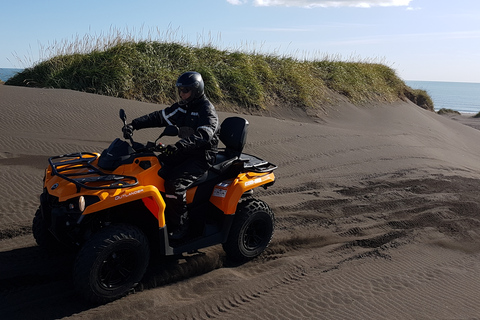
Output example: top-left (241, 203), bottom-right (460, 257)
top-left (82, 185), bottom-right (167, 227)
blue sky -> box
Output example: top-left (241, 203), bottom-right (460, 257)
top-left (1, 0), bottom-right (479, 83)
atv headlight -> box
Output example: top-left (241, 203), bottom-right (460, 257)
top-left (78, 196), bottom-right (86, 213)
top-left (69, 196), bottom-right (86, 212)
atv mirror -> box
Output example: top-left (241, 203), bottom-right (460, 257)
top-left (119, 109), bottom-right (127, 123)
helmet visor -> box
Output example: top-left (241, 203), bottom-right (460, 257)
top-left (178, 87), bottom-right (191, 94)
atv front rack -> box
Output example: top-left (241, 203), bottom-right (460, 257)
top-left (49, 153), bottom-right (138, 192)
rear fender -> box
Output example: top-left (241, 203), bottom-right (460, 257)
top-left (210, 171), bottom-right (275, 215)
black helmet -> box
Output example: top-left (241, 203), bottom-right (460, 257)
top-left (176, 71), bottom-right (204, 104)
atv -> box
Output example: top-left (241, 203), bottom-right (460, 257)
top-left (33, 109), bottom-right (276, 303)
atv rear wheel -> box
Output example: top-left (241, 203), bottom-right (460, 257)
top-left (223, 199), bottom-right (274, 263)
top-left (73, 224), bottom-right (150, 303)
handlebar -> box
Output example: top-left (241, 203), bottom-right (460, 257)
top-left (119, 109), bottom-right (179, 153)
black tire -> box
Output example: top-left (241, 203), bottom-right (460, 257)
top-left (223, 199), bottom-right (274, 263)
top-left (73, 224), bottom-right (150, 303)
top-left (32, 208), bottom-right (67, 252)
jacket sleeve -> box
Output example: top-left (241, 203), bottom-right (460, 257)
top-left (131, 104), bottom-right (179, 130)
top-left (175, 102), bottom-right (218, 151)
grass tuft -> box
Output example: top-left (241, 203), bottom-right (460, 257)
top-left (437, 108), bottom-right (461, 115)
top-left (402, 87), bottom-right (434, 111)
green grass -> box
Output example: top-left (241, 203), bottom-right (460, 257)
top-left (403, 88), bottom-right (434, 111)
top-left (5, 31), bottom-right (434, 112)
top-left (437, 108), bottom-right (461, 115)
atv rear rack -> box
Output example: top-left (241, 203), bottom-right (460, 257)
top-left (240, 153), bottom-right (277, 173)
top-left (49, 153), bottom-right (138, 192)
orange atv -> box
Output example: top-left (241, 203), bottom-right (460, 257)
top-left (33, 109), bottom-right (276, 303)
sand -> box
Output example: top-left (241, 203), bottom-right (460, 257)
top-left (1, 85), bottom-right (480, 319)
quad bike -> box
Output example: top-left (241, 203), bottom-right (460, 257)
top-left (32, 109), bottom-right (277, 303)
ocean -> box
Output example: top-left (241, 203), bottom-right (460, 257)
top-left (405, 80), bottom-right (480, 114)
top-left (1, 68), bottom-right (478, 114)
top-left (0, 68), bottom-right (23, 82)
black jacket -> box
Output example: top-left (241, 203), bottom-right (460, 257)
top-left (131, 95), bottom-right (219, 163)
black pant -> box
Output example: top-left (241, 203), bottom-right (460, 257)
top-left (159, 156), bottom-right (210, 230)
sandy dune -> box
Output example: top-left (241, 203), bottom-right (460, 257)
top-left (1, 85), bottom-right (480, 319)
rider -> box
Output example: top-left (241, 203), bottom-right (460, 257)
top-left (123, 71), bottom-right (219, 239)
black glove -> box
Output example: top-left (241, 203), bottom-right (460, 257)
top-left (122, 124), bottom-right (134, 139)
top-left (164, 144), bottom-right (178, 156)
top-left (154, 142), bottom-right (166, 152)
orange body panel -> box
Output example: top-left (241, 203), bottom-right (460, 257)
top-left (186, 186), bottom-right (197, 204)
top-left (44, 152), bottom-right (275, 227)
top-left (209, 171), bottom-right (275, 215)
top-left (44, 154), bottom-right (168, 227)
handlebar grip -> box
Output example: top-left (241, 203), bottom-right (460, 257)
top-left (154, 143), bottom-right (166, 152)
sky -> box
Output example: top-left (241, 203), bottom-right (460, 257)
top-left (1, 0), bottom-right (479, 83)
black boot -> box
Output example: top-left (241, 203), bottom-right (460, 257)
top-left (169, 213), bottom-right (189, 240)
top-left (169, 223), bottom-right (188, 240)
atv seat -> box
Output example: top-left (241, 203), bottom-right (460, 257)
top-left (210, 116), bottom-right (276, 175)
top-left (190, 116), bottom-right (276, 189)
top-left (189, 117), bottom-right (248, 188)
top-left (211, 116), bottom-right (249, 174)
top-left (218, 116), bottom-right (248, 157)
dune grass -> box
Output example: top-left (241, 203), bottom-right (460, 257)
top-left (437, 108), bottom-right (461, 115)
top-left (6, 30), bottom-right (433, 112)
top-left (403, 88), bottom-right (434, 111)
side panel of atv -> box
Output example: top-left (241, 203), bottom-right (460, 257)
top-left (209, 171), bottom-right (276, 215)
top-left (81, 186), bottom-right (167, 226)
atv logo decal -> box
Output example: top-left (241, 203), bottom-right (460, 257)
top-left (213, 188), bottom-right (227, 198)
top-left (245, 178), bottom-right (262, 187)
top-left (217, 181), bottom-right (231, 188)
top-left (51, 183), bottom-right (59, 190)
top-left (115, 189), bottom-right (144, 201)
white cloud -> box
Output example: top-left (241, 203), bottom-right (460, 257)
top-left (226, 0), bottom-right (248, 4)
top-left (229, 0), bottom-right (413, 8)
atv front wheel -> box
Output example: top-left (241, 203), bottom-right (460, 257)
top-left (32, 208), bottom-right (67, 253)
top-left (73, 224), bottom-right (150, 303)
top-left (223, 199), bottom-right (274, 263)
